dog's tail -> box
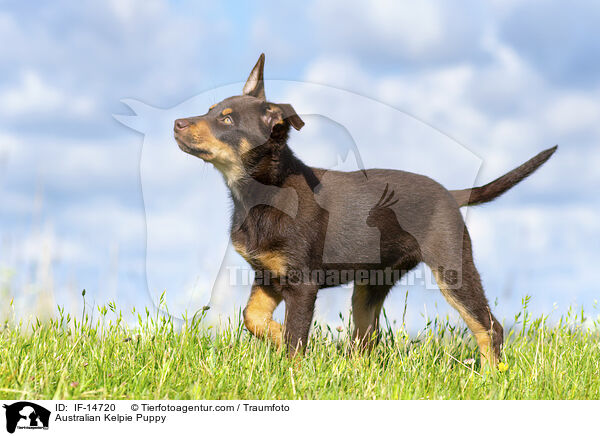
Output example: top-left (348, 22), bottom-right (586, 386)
top-left (451, 145), bottom-right (557, 207)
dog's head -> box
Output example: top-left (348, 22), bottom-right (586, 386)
top-left (174, 54), bottom-right (304, 186)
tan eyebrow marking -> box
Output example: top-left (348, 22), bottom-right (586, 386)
top-left (209, 104), bottom-right (217, 110)
top-left (221, 108), bottom-right (232, 116)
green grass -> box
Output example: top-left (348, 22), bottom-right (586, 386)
top-left (1, 297), bottom-right (599, 400)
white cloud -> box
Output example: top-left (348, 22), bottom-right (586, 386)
top-left (0, 191), bottom-right (35, 217)
top-left (0, 70), bottom-right (94, 118)
top-left (467, 204), bottom-right (600, 298)
top-left (58, 200), bottom-right (145, 248)
top-left (17, 223), bottom-right (91, 266)
top-left (107, 0), bottom-right (165, 24)
top-left (543, 93), bottom-right (600, 137)
top-left (0, 131), bottom-right (18, 160)
top-left (305, 56), bottom-right (372, 92)
top-left (349, 1), bottom-right (444, 56)
top-left (308, 0), bottom-right (488, 64)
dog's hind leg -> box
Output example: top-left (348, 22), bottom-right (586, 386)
top-left (351, 283), bottom-right (392, 349)
top-left (430, 228), bottom-right (503, 367)
top-left (243, 283), bottom-right (283, 347)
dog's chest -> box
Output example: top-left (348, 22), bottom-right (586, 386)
top-left (230, 229), bottom-right (288, 276)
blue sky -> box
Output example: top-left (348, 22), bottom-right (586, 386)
top-left (1, 1), bottom-right (599, 329)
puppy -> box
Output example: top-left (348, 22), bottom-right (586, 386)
top-left (174, 54), bottom-right (556, 366)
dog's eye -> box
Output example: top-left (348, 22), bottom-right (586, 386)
top-left (221, 115), bottom-right (233, 125)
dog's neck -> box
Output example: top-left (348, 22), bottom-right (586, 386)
top-left (227, 131), bottom-right (322, 224)
top-left (229, 136), bottom-right (298, 201)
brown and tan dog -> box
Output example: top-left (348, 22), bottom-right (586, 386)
top-left (174, 54), bottom-right (556, 366)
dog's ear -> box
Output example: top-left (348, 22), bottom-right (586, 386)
top-left (263, 103), bottom-right (305, 132)
top-left (242, 53), bottom-right (266, 100)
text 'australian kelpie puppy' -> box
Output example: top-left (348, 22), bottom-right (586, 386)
top-left (174, 54), bottom-right (557, 367)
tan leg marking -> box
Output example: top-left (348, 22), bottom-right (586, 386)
top-left (243, 285), bottom-right (283, 347)
top-left (233, 242), bottom-right (287, 277)
top-left (256, 251), bottom-right (287, 276)
top-left (433, 271), bottom-right (497, 367)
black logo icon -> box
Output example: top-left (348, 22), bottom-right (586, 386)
top-left (3, 402), bottom-right (50, 433)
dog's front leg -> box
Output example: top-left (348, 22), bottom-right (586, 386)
top-left (243, 283), bottom-right (283, 347)
top-left (282, 284), bottom-right (318, 356)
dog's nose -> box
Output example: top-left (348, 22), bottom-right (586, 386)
top-left (174, 118), bottom-right (190, 131)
